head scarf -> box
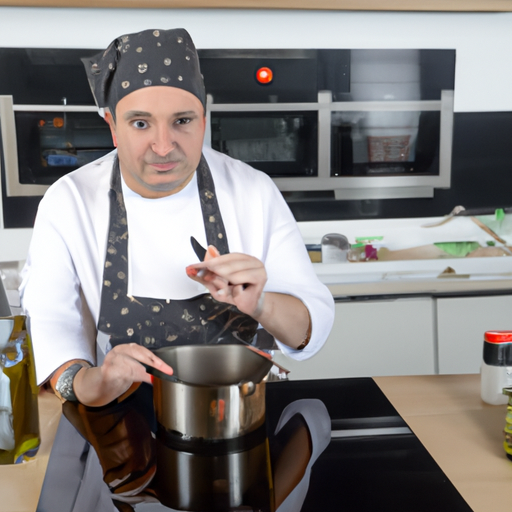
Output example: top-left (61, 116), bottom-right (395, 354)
top-left (82, 28), bottom-right (206, 119)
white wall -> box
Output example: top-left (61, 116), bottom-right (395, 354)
top-left (0, 7), bottom-right (511, 113)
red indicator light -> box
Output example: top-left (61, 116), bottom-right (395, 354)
top-left (256, 67), bottom-right (273, 85)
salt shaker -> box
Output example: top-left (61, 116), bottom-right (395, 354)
top-left (481, 331), bottom-right (512, 405)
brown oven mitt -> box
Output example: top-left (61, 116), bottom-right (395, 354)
top-left (62, 382), bottom-right (156, 496)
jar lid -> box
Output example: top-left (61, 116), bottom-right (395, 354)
top-left (484, 331), bottom-right (512, 343)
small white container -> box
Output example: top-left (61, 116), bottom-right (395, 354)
top-left (321, 233), bottom-right (349, 264)
top-left (481, 331), bottom-right (512, 405)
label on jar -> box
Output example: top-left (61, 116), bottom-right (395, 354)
top-left (506, 367), bottom-right (512, 387)
top-left (321, 244), bottom-right (346, 264)
top-left (481, 362), bottom-right (512, 405)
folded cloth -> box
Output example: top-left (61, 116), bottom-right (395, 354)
top-left (275, 399), bottom-right (331, 512)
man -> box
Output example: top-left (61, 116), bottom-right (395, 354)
top-left (20, 28), bottom-right (334, 509)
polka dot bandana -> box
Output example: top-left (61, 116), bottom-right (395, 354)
top-left (81, 28), bottom-right (206, 117)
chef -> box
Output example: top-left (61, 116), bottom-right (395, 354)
top-left (20, 28), bottom-right (334, 510)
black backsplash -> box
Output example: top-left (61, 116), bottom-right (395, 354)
top-left (289, 111), bottom-right (512, 222)
top-left (3, 111), bottom-right (512, 228)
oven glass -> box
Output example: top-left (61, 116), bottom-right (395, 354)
top-left (15, 111), bottom-right (114, 185)
top-left (331, 110), bottom-right (441, 177)
top-left (211, 111), bottom-right (318, 177)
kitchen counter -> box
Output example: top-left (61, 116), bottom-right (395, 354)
top-left (375, 374), bottom-right (511, 512)
top-left (324, 270), bottom-right (512, 298)
top-left (1, 375), bottom-right (510, 511)
top-left (302, 216), bottom-right (512, 297)
top-left (315, 253), bottom-right (512, 298)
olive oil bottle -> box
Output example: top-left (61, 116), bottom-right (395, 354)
top-left (0, 316), bottom-right (40, 464)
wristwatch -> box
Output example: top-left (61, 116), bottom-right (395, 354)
top-left (55, 363), bottom-right (88, 402)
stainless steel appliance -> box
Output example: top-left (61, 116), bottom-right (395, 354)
top-left (0, 49), bottom-right (114, 197)
top-left (0, 48), bottom-right (114, 228)
top-left (202, 49), bottom-right (455, 200)
top-left (201, 49), bottom-right (320, 180)
top-left (0, 47), bottom-right (455, 228)
top-left (0, 96), bottom-right (112, 196)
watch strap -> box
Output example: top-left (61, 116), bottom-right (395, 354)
top-left (55, 363), bottom-right (88, 402)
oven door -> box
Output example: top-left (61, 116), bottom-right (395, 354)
top-left (208, 109), bottom-right (318, 178)
top-left (0, 96), bottom-right (113, 197)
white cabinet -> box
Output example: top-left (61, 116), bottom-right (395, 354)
top-left (436, 295), bottom-right (512, 374)
top-left (274, 293), bottom-right (512, 380)
top-left (274, 297), bottom-right (436, 380)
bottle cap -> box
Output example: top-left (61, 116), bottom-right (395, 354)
top-left (484, 331), bottom-right (512, 343)
top-left (483, 331), bottom-right (512, 366)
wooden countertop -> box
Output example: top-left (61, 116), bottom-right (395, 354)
top-left (374, 374), bottom-right (512, 512)
top-left (0, 390), bottom-right (61, 512)
top-left (1, 376), bottom-right (510, 511)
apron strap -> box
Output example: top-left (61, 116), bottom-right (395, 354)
top-left (196, 153), bottom-right (229, 255)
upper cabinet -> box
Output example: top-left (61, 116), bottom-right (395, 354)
top-left (0, 0), bottom-right (511, 11)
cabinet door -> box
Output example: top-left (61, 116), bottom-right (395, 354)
top-left (437, 295), bottom-right (512, 374)
top-left (273, 297), bottom-right (435, 380)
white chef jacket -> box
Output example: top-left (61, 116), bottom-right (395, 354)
top-left (20, 146), bottom-right (334, 385)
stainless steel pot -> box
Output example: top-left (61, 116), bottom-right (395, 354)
top-left (148, 344), bottom-right (273, 440)
top-left (146, 345), bottom-right (275, 511)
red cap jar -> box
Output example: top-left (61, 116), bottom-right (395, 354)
top-left (481, 331), bottom-right (512, 405)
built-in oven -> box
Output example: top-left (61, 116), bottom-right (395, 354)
top-left (1, 97), bottom-right (113, 196)
top-left (200, 49), bottom-right (321, 179)
top-left (201, 49), bottom-right (455, 201)
top-left (0, 48), bottom-right (114, 229)
top-left (0, 47), bottom-right (455, 229)
top-left (208, 109), bottom-right (318, 178)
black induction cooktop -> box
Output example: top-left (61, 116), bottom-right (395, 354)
top-left (265, 378), bottom-right (472, 512)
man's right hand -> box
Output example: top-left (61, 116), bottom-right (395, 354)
top-left (50, 344), bottom-right (173, 407)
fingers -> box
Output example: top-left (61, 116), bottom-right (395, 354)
top-left (186, 267), bottom-right (230, 297)
top-left (103, 343), bottom-right (173, 389)
top-left (185, 251), bottom-right (267, 316)
top-left (73, 343), bottom-right (174, 406)
top-left (204, 245), bottom-right (220, 260)
top-left (119, 343), bottom-right (173, 375)
top-left (187, 252), bottom-right (266, 287)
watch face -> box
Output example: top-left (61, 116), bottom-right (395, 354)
top-left (56, 364), bottom-right (82, 401)
top-left (59, 374), bottom-right (74, 398)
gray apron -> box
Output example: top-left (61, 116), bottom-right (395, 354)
top-left (37, 156), bottom-right (328, 512)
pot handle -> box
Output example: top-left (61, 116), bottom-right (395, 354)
top-left (142, 363), bottom-right (182, 384)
